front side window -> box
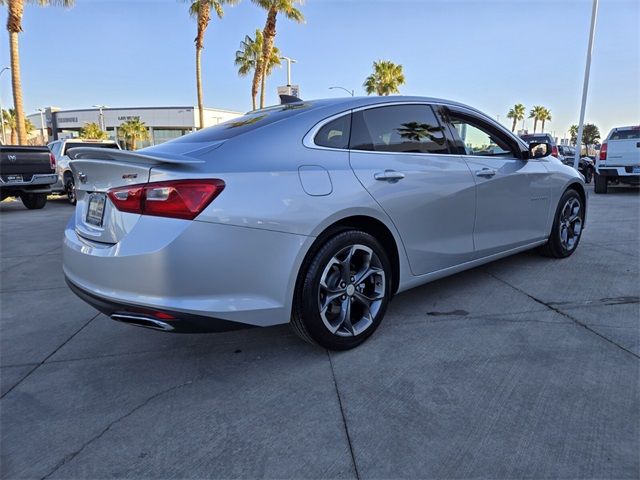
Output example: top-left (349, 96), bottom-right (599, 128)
top-left (350, 105), bottom-right (448, 154)
top-left (450, 115), bottom-right (514, 157)
top-left (314, 114), bottom-right (351, 149)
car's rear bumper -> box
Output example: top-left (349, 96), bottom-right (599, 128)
top-left (597, 166), bottom-right (640, 180)
top-left (0, 173), bottom-right (57, 193)
top-left (65, 276), bottom-right (251, 332)
top-left (63, 214), bottom-right (313, 330)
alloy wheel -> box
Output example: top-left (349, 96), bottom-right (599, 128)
top-left (318, 244), bottom-right (386, 337)
top-left (559, 197), bottom-right (582, 251)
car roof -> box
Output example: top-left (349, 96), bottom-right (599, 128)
top-left (251, 95), bottom-right (486, 117)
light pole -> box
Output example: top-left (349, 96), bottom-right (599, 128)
top-left (574, 0), bottom-right (599, 170)
top-left (37, 108), bottom-right (46, 143)
top-left (93, 104), bottom-right (108, 132)
top-left (280, 56), bottom-right (297, 86)
top-left (329, 86), bottom-right (354, 97)
top-left (0, 67), bottom-right (10, 144)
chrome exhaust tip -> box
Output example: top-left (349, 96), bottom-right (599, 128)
top-left (111, 313), bottom-right (175, 332)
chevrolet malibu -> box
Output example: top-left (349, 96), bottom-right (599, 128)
top-left (63, 97), bottom-right (586, 350)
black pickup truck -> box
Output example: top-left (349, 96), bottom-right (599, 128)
top-left (0, 144), bottom-right (58, 209)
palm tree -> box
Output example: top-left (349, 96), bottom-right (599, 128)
top-left (528, 105), bottom-right (545, 133)
top-left (235, 29), bottom-right (281, 110)
top-left (250, 0), bottom-right (304, 109)
top-left (539, 107), bottom-right (552, 132)
top-left (80, 122), bottom-right (108, 140)
top-left (363, 60), bottom-right (406, 96)
top-left (2, 108), bottom-right (35, 145)
top-left (118, 119), bottom-right (150, 150)
top-left (506, 103), bottom-right (526, 132)
top-left (1, 0), bottom-right (74, 145)
top-left (185, 0), bottom-right (239, 129)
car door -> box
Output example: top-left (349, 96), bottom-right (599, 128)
top-left (348, 103), bottom-right (477, 276)
top-left (443, 107), bottom-right (551, 257)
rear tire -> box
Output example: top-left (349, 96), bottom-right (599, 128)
top-left (291, 230), bottom-right (392, 350)
top-left (594, 173), bottom-right (608, 194)
top-left (538, 189), bottom-right (584, 258)
top-left (20, 193), bottom-right (47, 210)
top-left (65, 177), bottom-right (77, 205)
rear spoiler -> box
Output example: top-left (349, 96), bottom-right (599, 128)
top-left (67, 147), bottom-right (205, 164)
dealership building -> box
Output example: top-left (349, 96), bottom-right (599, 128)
top-left (27, 106), bottom-right (243, 148)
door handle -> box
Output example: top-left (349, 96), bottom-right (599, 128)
top-left (374, 169), bottom-right (405, 182)
top-left (476, 168), bottom-right (497, 178)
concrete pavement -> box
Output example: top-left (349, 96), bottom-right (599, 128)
top-left (1, 185), bottom-right (638, 479)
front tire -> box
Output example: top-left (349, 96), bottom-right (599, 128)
top-left (584, 166), bottom-right (593, 184)
top-left (291, 230), bottom-right (392, 350)
top-left (20, 193), bottom-right (47, 210)
top-left (538, 189), bottom-right (584, 258)
top-left (594, 173), bottom-right (608, 194)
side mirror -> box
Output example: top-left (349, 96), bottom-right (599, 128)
top-left (527, 142), bottom-right (551, 159)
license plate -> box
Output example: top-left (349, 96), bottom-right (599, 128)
top-left (6, 174), bottom-right (22, 182)
top-left (633, 166), bottom-right (640, 174)
top-left (86, 193), bottom-right (106, 227)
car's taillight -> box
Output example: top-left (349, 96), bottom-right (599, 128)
top-left (49, 152), bottom-right (56, 170)
top-left (599, 142), bottom-right (607, 161)
top-left (107, 179), bottom-right (225, 220)
top-left (551, 145), bottom-right (559, 158)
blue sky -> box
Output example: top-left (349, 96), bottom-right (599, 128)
top-left (1, 0), bottom-right (638, 139)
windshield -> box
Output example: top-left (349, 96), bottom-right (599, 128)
top-left (170, 103), bottom-right (313, 144)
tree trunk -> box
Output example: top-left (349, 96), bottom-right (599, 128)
top-left (251, 90), bottom-right (256, 111)
top-left (258, 9), bottom-right (277, 109)
top-left (10, 128), bottom-right (17, 145)
top-left (196, 46), bottom-right (204, 129)
top-left (541, 119), bottom-right (546, 132)
top-left (131, 137), bottom-right (136, 151)
top-left (511, 118), bottom-right (516, 132)
top-left (260, 67), bottom-right (266, 108)
top-left (7, 0), bottom-right (27, 145)
top-left (533, 119), bottom-right (538, 133)
top-left (194, 3), bottom-right (210, 129)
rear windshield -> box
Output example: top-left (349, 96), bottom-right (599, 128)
top-left (520, 134), bottom-right (552, 144)
top-left (64, 142), bottom-right (119, 155)
top-left (170, 103), bottom-right (313, 144)
top-left (610, 129), bottom-right (640, 141)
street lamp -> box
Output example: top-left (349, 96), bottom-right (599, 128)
top-left (92, 104), bottom-right (108, 131)
top-left (0, 67), bottom-right (10, 144)
top-left (329, 86), bottom-right (354, 97)
top-left (37, 108), bottom-right (46, 143)
top-left (280, 56), bottom-right (297, 86)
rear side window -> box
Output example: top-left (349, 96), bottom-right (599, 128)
top-left (314, 114), bottom-right (351, 149)
top-left (610, 129), bottom-right (640, 140)
top-left (350, 105), bottom-right (449, 154)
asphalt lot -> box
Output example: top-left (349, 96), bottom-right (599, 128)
top-left (1, 185), bottom-right (638, 479)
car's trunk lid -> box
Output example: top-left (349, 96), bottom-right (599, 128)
top-left (68, 147), bottom-right (205, 244)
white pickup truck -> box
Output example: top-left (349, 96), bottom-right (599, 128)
top-left (48, 138), bottom-right (121, 204)
top-left (594, 125), bottom-right (640, 194)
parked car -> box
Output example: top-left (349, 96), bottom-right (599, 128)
top-left (557, 145), bottom-right (595, 183)
top-left (63, 96), bottom-right (586, 350)
top-left (0, 141), bottom-right (57, 209)
top-left (48, 138), bottom-right (121, 204)
top-left (594, 125), bottom-right (640, 193)
top-left (519, 133), bottom-right (559, 158)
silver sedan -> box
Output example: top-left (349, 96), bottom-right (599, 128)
top-left (63, 96), bottom-right (586, 350)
